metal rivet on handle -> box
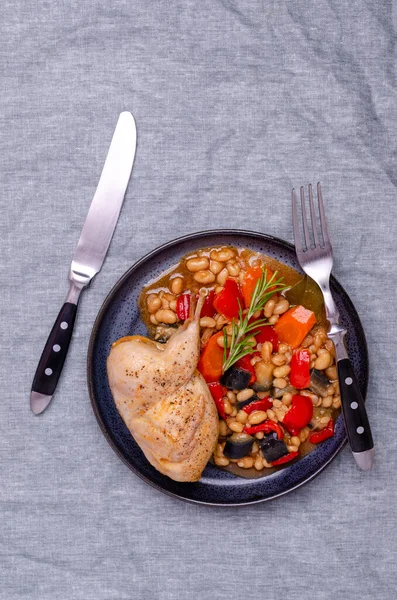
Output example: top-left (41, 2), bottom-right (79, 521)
top-left (345, 377), bottom-right (353, 385)
top-left (357, 426), bottom-right (364, 434)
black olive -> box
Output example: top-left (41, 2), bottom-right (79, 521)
top-left (223, 433), bottom-right (254, 459)
top-left (258, 433), bottom-right (289, 463)
top-left (220, 367), bottom-right (251, 390)
top-left (310, 368), bottom-right (331, 397)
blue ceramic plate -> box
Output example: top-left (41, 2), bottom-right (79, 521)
top-left (87, 230), bottom-right (368, 505)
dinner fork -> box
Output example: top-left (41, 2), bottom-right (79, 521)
top-left (292, 183), bottom-right (374, 470)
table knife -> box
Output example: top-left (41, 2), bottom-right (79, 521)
top-left (30, 112), bottom-right (137, 415)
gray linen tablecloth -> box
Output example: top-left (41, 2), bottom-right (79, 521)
top-left (1, 1), bottom-right (396, 598)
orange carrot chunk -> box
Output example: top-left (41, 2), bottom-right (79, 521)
top-left (274, 305), bottom-right (316, 348)
top-left (241, 265), bottom-right (274, 308)
top-left (197, 332), bottom-right (224, 382)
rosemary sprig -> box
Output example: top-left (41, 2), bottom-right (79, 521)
top-left (222, 267), bottom-right (287, 373)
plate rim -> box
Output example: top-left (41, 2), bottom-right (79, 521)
top-left (87, 228), bottom-right (368, 506)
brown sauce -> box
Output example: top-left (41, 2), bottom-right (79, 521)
top-left (139, 245), bottom-right (303, 335)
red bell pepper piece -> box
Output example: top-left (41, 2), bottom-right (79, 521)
top-left (235, 354), bottom-right (257, 384)
top-left (178, 290), bottom-right (216, 321)
top-left (207, 382), bottom-right (227, 420)
top-left (282, 394), bottom-right (313, 436)
top-left (176, 293), bottom-right (191, 321)
top-left (289, 349), bottom-right (311, 389)
top-left (309, 419), bottom-right (334, 444)
top-left (200, 289), bottom-right (215, 318)
top-left (271, 451), bottom-right (299, 466)
top-left (213, 279), bottom-right (243, 320)
top-left (244, 420), bottom-right (284, 439)
top-left (254, 325), bottom-right (279, 352)
top-left (242, 398), bottom-right (272, 414)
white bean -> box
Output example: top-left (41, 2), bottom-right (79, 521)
top-left (193, 270), bottom-right (216, 284)
top-left (215, 314), bottom-right (229, 330)
top-left (247, 410), bottom-right (267, 425)
top-left (217, 268), bottom-right (229, 286)
top-left (186, 257), bottom-right (210, 272)
top-left (314, 351), bottom-right (332, 370)
top-left (325, 365), bottom-right (338, 380)
top-left (210, 248), bottom-right (235, 262)
top-left (273, 365), bottom-right (291, 378)
top-left (287, 445), bottom-right (299, 453)
top-left (170, 277), bottom-right (183, 295)
top-left (146, 294), bottom-right (162, 313)
top-left (322, 395), bottom-right (333, 408)
top-left (210, 260), bottom-right (223, 274)
top-left (227, 262), bottom-right (240, 277)
top-left (273, 297), bottom-right (290, 315)
top-left (214, 456), bottom-right (230, 466)
top-left (217, 335), bottom-right (230, 348)
top-left (278, 343), bottom-right (290, 354)
top-left (261, 341), bottom-right (273, 363)
top-left (264, 298), bottom-right (275, 318)
top-left (236, 388), bottom-right (254, 402)
top-left (271, 353), bottom-right (286, 366)
top-left (229, 421), bottom-right (244, 433)
top-left (236, 410), bottom-right (248, 424)
top-left (200, 316), bottom-right (216, 328)
top-left (254, 361), bottom-right (274, 387)
top-left (154, 309), bottom-right (177, 324)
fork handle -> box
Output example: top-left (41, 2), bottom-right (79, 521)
top-left (337, 357), bottom-right (374, 470)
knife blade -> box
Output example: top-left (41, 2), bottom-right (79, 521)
top-left (30, 112), bottom-right (136, 415)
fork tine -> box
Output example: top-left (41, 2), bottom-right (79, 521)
top-left (308, 183), bottom-right (320, 247)
top-left (300, 186), bottom-right (310, 250)
top-left (317, 182), bottom-right (330, 246)
top-left (292, 188), bottom-right (303, 252)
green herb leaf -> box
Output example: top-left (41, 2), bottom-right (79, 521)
top-left (222, 266), bottom-right (287, 373)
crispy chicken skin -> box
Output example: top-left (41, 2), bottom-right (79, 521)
top-left (107, 292), bottom-right (219, 482)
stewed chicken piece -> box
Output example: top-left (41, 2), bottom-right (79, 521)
top-left (107, 292), bottom-right (219, 482)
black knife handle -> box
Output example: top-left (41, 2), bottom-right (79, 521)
top-left (338, 358), bottom-right (374, 454)
top-left (31, 301), bottom-right (78, 397)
